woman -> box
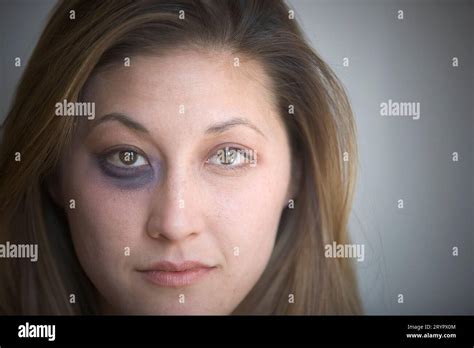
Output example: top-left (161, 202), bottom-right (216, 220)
top-left (0, 0), bottom-right (362, 315)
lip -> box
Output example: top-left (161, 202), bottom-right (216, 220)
top-left (139, 261), bottom-right (216, 288)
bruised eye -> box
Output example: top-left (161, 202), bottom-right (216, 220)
top-left (96, 147), bottom-right (155, 185)
top-left (106, 150), bottom-right (149, 168)
top-left (206, 146), bottom-right (257, 169)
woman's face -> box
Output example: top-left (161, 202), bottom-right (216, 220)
top-left (59, 50), bottom-right (293, 314)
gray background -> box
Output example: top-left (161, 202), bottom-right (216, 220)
top-left (1, 0), bottom-right (472, 314)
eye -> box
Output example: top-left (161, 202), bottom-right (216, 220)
top-left (106, 149), bottom-right (149, 168)
top-left (206, 146), bottom-right (256, 169)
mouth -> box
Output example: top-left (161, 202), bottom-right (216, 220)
top-left (138, 261), bottom-right (217, 288)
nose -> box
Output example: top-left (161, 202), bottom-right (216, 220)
top-left (146, 164), bottom-right (204, 243)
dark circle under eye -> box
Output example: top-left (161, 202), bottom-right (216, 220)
top-left (119, 151), bottom-right (137, 165)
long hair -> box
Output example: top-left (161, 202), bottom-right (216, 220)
top-left (0, 0), bottom-right (362, 315)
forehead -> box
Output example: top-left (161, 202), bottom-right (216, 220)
top-left (79, 49), bottom-right (285, 148)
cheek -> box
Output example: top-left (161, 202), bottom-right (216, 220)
top-left (63, 154), bottom-right (150, 286)
top-left (207, 165), bottom-right (290, 280)
top-left (68, 184), bottom-right (146, 247)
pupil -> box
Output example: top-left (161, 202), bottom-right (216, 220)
top-left (120, 151), bottom-right (136, 165)
top-left (225, 148), bottom-right (236, 164)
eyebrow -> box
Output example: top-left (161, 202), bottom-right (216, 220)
top-left (88, 113), bottom-right (149, 134)
top-left (204, 117), bottom-right (266, 139)
top-left (88, 113), bottom-right (266, 139)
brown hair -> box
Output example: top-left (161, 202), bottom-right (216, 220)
top-left (0, 0), bottom-right (362, 314)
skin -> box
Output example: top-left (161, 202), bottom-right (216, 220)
top-left (57, 49), bottom-right (294, 314)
